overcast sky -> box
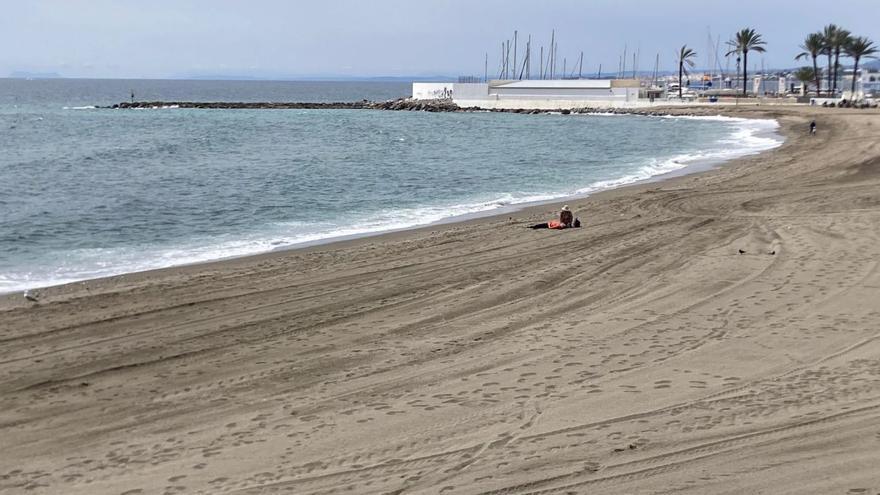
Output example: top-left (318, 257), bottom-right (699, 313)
top-left (2, 0), bottom-right (879, 79)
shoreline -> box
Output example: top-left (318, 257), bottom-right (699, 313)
top-left (3, 106), bottom-right (880, 494)
top-left (230, 114), bottom-right (783, 257)
top-left (1, 109), bottom-right (783, 296)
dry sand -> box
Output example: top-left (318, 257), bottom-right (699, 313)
top-left (2, 106), bottom-right (880, 494)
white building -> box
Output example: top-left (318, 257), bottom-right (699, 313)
top-left (412, 79), bottom-right (642, 109)
top-left (843, 68), bottom-right (880, 97)
top-left (864, 70), bottom-right (880, 96)
top-left (412, 83), bottom-right (455, 100)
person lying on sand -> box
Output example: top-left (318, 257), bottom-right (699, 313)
top-left (529, 205), bottom-right (581, 229)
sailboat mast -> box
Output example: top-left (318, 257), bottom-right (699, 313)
top-left (500, 42), bottom-right (505, 79)
top-left (554, 44), bottom-right (559, 79)
top-left (579, 51), bottom-right (583, 79)
top-left (707, 27), bottom-right (712, 78)
top-left (634, 46), bottom-right (640, 78)
top-left (513, 30), bottom-right (518, 80)
top-left (651, 52), bottom-right (660, 88)
top-left (540, 46), bottom-right (544, 79)
top-left (545, 45), bottom-right (552, 79)
top-left (506, 40), bottom-right (511, 79)
top-left (518, 40), bottom-right (529, 80)
top-left (526, 35), bottom-right (531, 79)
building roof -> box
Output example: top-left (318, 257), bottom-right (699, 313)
top-left (490, 79), bottom-right (613, 89)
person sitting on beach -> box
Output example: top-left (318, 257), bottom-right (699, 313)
top-left (560, 205), bottom-right (574, 228)
top-left (529, 205), bottom-right (580, 229)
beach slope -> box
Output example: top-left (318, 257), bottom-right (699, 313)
top-left (2, 107), bottom-right (880, 494)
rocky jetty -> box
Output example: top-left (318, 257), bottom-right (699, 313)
top-left (110, 101), bottom-right (369, 110)
top-left (372, 99), bottom-right (465, 112)
top-left (107, 98), bottom-right (467, 112)
top-left (106, 98), bottom-right (718, 117)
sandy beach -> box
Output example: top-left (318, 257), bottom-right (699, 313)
top-left (2, 106), bottom-right (880, 494)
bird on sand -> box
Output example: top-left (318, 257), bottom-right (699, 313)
top-left (738, 249), bottom-right (746, 254)
top-left (23, 290), bottom-right (39, 302)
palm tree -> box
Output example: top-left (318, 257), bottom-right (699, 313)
top-left (793, 67), bottom-right (819, 95)
top-left (830, 26), bottom-right (852, 94)
top-left (845, 36), bottom-right (878, 98)
top-left (796, 32), bottom-right (825, 95)
top-left (676, 45), bottom-right (697, 99)
top-left (821, 24), bottom-right (838, 95)
top-left (726, 28), bottom-right (767, 96)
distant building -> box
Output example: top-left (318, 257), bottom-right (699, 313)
top-left (844, 68), bottom-right (880, 97)
top-left (413, 79), bottom-right (642, 109)
top-left (412, 83), bottom-right (454, 100)
top-left (864, 70), bottom-right (880, 96)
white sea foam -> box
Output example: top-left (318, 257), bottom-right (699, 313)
top-left (0, 115), bottom-right (783, 294)
top-left (63, 105), bottom-right (96, 110)
top-left (129, 105), bottom-right (180, 110)
top-left (0, 192), bottom-right (563, 293)
top-left (568, 117), bottom-right (780, 196)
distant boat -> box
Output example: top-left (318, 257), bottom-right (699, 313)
top-left (665, 82), bottom-right (696, 100)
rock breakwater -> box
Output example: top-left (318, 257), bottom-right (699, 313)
top-left (107, 98), bottom-right (466, 112)
top-left (106, 98), bottom-right (714, 117)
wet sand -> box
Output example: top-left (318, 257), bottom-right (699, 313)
top-left (2, 106), bottom-right (880, 494)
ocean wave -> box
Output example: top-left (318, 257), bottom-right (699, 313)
top-left (0, 114), bottom-right (783, 294)
top-left (659, 114), bottom-right (756, 122)
top-left (0, 190), bottom-right (567, 294)
top-left (573, 116), bottom-right (780, 193)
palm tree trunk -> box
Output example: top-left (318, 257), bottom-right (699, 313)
top-left (812, 55), bottom-right (821, 96)
top-left (827, 53), bottom-right (833, 96)
top-left (851, 57), bottom-right (859, 97)
top-left (742, 51), bottom-right (748, 96)
top-left (833, 49), bottom-right (841, 93)
top-left (679, 62), bottom-right (683, 98)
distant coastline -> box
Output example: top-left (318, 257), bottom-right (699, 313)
top-left (7, 71), bottom-right (62, 79)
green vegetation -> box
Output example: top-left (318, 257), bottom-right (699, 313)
top-left (844, 37), bottom-right (878, 96)
top-left (796, 33), bottom-right (825, 95)
top-left (793, 67), bottom-right (820, 94)
top-left (726, 28), bottom-right (767, 96)
top-left (677, 45), bottom-right (697, 99)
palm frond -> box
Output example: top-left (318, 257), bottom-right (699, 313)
top-left (845, 36), bottom-right (878, 59)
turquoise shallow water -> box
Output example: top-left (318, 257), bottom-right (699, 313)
top-left (0, 79), bottom-right (781, 292)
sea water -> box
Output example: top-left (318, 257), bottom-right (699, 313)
top-left (0, 79), bottom-right (782, 292)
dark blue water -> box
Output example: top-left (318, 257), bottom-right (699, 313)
top-left (0, 79), bottom-right (781, 292)
top-left (0, 78), bottom-right (411, 109)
